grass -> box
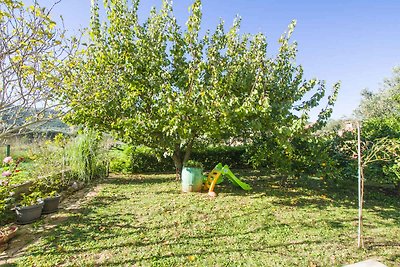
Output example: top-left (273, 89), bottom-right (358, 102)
top-left (12, 170), bottom-right (400, 266)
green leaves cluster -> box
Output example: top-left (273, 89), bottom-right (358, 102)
top-left (61, 0), bottom-right (339, 174)
top-left (351, 68), bottom-right (400, 189)
top-left (355, 67), bottom-right (400, 120)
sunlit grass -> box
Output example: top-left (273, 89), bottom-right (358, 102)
top-left (16, 171), bottom-right (400, 266)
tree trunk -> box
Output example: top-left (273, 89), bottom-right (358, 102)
top-left (172, 150), bottom-right (183, 181)
top-left (171, 142), bottom-right (193, 180)
top-left (396, 181), bottom-right (400, 195)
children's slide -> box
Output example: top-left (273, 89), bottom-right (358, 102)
top-left (205, 163), bottom-right (251, 192)
top-left (220, 165), bottom-right (252, 191)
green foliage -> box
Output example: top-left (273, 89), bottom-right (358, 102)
top-left (355, 67), bottom-right (400, 120)
top-left (109, 145), bottom-right (133, 174)
top-left (0, 181), bottom-right (15, 225)
top-left (0, 132), bottom-right (111, 225)
top-left (31, 174), bottom-right (62, 198)
top-left (65, 129), bottom-right (108, 182)
top-left (191, 146), bottom-right (249, 170)
top-left (60, 0), bottom-right (339, 177)
top-left (130, 146), bottom-right (175, 173)
top-left (354, 63), bottom-right (400, 179)
top-left (247, 130), bottom-right (350, 181)
top-left (362, 117), bottom-right (400, 140)
top-left (1, 156), bottom-right (26, 180)
top-left (19, 192), bottom-right (42, 207)
top-left (361, 118), bottom-right (400, 187)
top-left (317, 118), bottom-right (400, 189)
top-left (183, 160), bottom-right (203, 169)
top-left (27, 139), bottom-right (66, 185)
top-left (109, 144), bottom-right (250, 173)
top-left (110, 145), bottom-right (174, 173)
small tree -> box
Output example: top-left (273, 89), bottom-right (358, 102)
top-left (60, 0), bottom-right (339, 179)
top-left (341, 122), bottom-right (400, 248)
top-left (0, 0), bottom-right (76, 139)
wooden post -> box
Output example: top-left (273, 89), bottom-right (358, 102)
top-left (357, 121), bottom-right (364, 248)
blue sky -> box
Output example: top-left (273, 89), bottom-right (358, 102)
top-left (44, 0), bottom-right (400, 120)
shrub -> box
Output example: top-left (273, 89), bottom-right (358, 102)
top-left (65, 129), bottom-right (108, 182)
top-left (130, 146), bottom-right (175, 173)
top-left (109, 145), bottom-right (249, 173)
top-left (191, 146), bottom-right (249, 170)
top-left (0, 184), bottom-right (14, 225)
top-left (183, 160), bottom-right (204, 169)
top-left (362, 117), bottom-right (400, 188)
top-left (109, 145), bottom-right (133, 173)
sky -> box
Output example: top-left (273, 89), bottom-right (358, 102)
top-left (39, 0), bottom-right (400, 120)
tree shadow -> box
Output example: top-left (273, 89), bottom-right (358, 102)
top-left (214, 170), bottom-right (400, 227)
top-left (104, 171), bottom-right (400, 225)
top-left (103, 175), bottom-right (173, 185)
top-left (102, 238), bottom-right (325, 266)
top-left (11, 171), bottom-right (400, 265)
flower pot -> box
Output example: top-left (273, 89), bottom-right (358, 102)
top-left (181, 167), bottom-right (203, 192)
top-left (42, 195), bottom-right (61, 214)
top-left (15, 200), bottom-right (44, 224)
top-left (0, 225), bottom-right (18, 245)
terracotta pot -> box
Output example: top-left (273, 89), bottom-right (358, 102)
top-left (0, 225), bottom-right (18, 245)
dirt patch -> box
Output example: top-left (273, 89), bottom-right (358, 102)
top-left (0, 182), bottom-right (104, 265)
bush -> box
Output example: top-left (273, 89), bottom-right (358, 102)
top-left (65, 129), bottom-right (108, 182)
top-left (362, 117), bottom-right (400, 188)
top-left (109, 145), bottom-right (133, 173)
top-left (109, 145), bottom-right (175, 173)
top-left (109, 145), bottom-right (250, 173)
top-left (131, 146), bottom-right (175, 173)
top-left (0, 184), bottom-right (15, 225)
top-left (191, 146), bottom-right (249, 170)
top-left (313, 117), bottom-right (400, 189)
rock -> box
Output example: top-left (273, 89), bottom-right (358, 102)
top-left (71, 182), bottom-right (79, 191)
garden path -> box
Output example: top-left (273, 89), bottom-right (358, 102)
top-left (0, 182), bottom-right (103, 265)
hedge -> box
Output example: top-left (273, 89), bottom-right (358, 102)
top-left (109, 145), bottom-right (250, 173)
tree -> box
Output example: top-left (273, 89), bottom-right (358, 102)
top-left (60, 0), bottom-right (339, 179)
top-left (351, 67), bottom-right (400, 191)
top-left (355, 67), bottom-right (400, 120)
top-left (0, 0), bottom-right (75, 140)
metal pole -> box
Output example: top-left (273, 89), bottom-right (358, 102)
top-left (6, 144), bottom-right (10, 157)
top-left (357, 121), bottom-right (363, 248)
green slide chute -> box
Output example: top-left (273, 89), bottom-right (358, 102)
top-left (214, 163), bottom-right (252, 191)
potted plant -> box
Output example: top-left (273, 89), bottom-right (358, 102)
top-left (181, 160), bottom-right (204, 192)
top-left (15, 192), bottom-right (43, 224)
top-left (41, 190), bottom-right (61, 214)
top-left (31, 175), bottom-right (62, 215)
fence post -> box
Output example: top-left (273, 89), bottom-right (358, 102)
top-left (6, 144), bottom-right (10, 157)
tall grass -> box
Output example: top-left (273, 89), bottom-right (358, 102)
top-left (65, 129), bottom-right (107, 183)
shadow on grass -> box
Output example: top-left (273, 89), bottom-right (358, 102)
top-left (26, 208), bottom-right (327, 259)
top-left (106, 170), bottom-right (400, 225)
top-left (105, 170), bottom-right (400, 225)
top-left (216, 170), bottom-right (400, 225)
top-left (103, 175), bottom-right (174, 185)
top-left (103, 239), bottom-right (325, 266)
top-left (17, 170), bottom-right (400, 265)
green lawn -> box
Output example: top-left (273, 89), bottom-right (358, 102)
top-left (13, 171), bottom-right (400, 266)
